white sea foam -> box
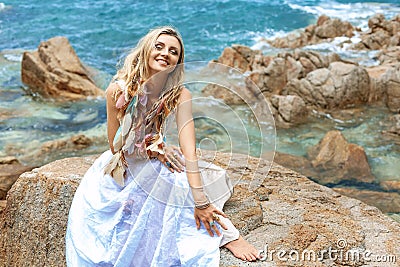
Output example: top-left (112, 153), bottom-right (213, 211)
top-left (3, 53), bottom-right (22, 62)
top-left (0, 3), bottom-right (9, 12)
top-left (250, 29), bottom-right (291, 51)
top-left (2, 49), bottom-right (25, 62)
top-left (286, 1), bottom-right (400, 30)
top-left (251, 1), bottom-right (398, 65)
top-left (251, 32), bottom-right (380, 66)
top-left (303, 37), bottom-right (380, 66)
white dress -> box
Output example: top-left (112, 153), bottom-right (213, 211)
top-left (65, 150), bottom-right (239, 266)
top-left (65, 80), bottom-right (239, 266)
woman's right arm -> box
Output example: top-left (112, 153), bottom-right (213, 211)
top-left (105, 82), bottom-right (120, 154)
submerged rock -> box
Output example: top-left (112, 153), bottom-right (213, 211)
top-left (382, 114), bottom-right (400, 144)
top-left (1, 152), bottom-right (399, 266)
top-left (13, 134), bottom-right (95, 167)
top-left (307, 130), bottom-right (375, 185)
top-left (333, 187), bottom-right (400, 213)
top-left (0, 156), bottom-right (33, 200)
top-left (381, 180), bottom-right (400, 193)
top-left (21, 36), bottom-right (104, 100)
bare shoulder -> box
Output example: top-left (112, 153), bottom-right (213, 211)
top-left (178, 87), bottom-right (192, 103)
top-left (105, 82), bottom-right (120, 99)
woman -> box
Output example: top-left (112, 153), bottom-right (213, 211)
top-left (66, 26), bottom-right (259, 266)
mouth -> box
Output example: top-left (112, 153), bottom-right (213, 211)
top-left (156, 58), bottom-right (169, 66)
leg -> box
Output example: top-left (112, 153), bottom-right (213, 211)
top-left (218, 215), bottom-right (260, 261)
top-left (200, 162), bottom-right (260, 261)
top-left (223, 236), bottom-right (260, 262)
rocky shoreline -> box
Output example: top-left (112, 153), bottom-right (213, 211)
top-left (205, 14), bottom-right (400, 214)
top-left (0, 12), bottom-right (399, 266)
top-left (0, 151), bottom-right (399, 266)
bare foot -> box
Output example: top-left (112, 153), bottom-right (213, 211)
top-left (223, 235), bottom-right (260, 261)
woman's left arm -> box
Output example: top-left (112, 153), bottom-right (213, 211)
top-left (176, 88), bottom-right (227, 237)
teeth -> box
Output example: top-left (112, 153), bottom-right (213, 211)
top-left (157, 59), bottom-right (168, 65)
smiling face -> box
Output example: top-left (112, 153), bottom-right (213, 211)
top-left (148, 34), bottom-right (182, 77)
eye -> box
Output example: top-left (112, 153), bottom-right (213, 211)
top-left (170, 49), bottom-right (178, 55)
top-left (154, 43), bottom-right (163, 50)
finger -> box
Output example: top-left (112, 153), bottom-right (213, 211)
top-left (169, 150), bottom-right (185, 170)
top-left (211, 212), bottom-right (227, 230)
top-left (195, 216), bottom-right (200, 230)
top-left (166, 163), bottom-right (174, 173)
top-left (176, 157), bottom-right (185, 169)
top-left (170, 157), bottom-right (184, 173)
top-left (167, 157), bottom-right (180, 172)
top-left (164, 158), bottom-right (175, 173)
top-left (203, 220), bottom-right (214, 237)
top-left (171, 145), bottom-right (182, 155)
top-left (172, 146), bottom-right (185, 166)
top-left (172, 156), bottom-right (184, 171)
top-left (212, 224), bottom-right (221, 237)
top-left (216, 220), bottom-right (228, 230)
top-left (214, 209), bottom-right (227, 218)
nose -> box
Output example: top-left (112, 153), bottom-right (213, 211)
top-left (160, 47), bottom-right (168, 56)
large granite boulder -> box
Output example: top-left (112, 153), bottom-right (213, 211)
top-left (212, 45), bottom-right (261, 72)
top-left (1, 151), bottom-right (399, 266)
top-left (270, 94), bottom-right (309, 127)
top-left (213, 47), bottom-right (342, 99)
top-left (366, 65), bottom-right (392, 103)
top-left (283, 62), bottom-right (370, 109)
top-left (377, 46), bottom-right (400, 65)
top-left (384, 63), bottom-right (400, 113)
top-left (267, 15), bottom-right (355, 49)
top-left (351, 14), bottom-right (400, 50)
top-left (21, 36), bottom-right (104, 100)
top-left (307, 130), bottom-right (375, 185)
top-left (367, 63), bottom-right (400, 113)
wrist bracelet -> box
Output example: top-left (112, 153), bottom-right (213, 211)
top-left (195, 202), bottom-right (210, 210)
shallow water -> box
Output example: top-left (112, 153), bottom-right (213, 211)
top-left (0, 0), bottom-right (399, 185)
top-left (277, 105), bottom-right (400, 183)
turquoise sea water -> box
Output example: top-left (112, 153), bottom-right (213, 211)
top-left (0, 0), bottom-right (399, 184)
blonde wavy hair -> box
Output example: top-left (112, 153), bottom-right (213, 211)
top-left (113, 26), bottom-right (185, 131)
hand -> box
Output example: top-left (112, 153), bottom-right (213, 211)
top-left (157, 145), bottom-right (185, 173)
top-left (194, 205), bottom-right (228, 237)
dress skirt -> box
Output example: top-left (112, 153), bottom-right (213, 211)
top-left (65, 150), bottom-right (234, 267)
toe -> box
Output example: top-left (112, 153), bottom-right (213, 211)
top-left (245, 253), bottom-right (254, 261)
